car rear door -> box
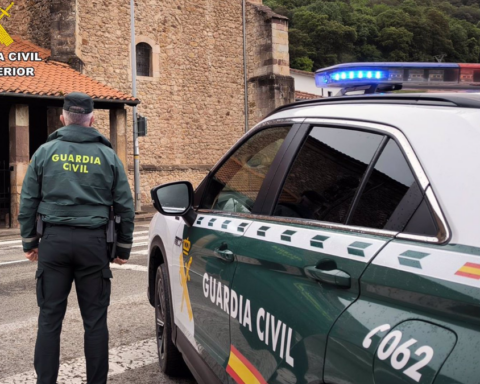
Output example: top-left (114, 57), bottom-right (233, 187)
top-left (226, 122), bottom-right (420, 383)
top-left (322, 123), bottom-right (480, 384)
top-left (325, 238), bottom-right (480, 384)
top-left (173, 121), bottom-right (304, 382)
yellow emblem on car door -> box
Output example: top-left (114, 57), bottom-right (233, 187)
top-left (179, 238), bottom-right (193, 321)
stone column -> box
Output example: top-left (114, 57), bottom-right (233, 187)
top-left (9, 105), bottom-right (29, 228)
top-left (110, 108), bottom-right (128, 171)
top-left (51, 0), bottom-right (83, 71)
top-left (47, 107), bottom-right (63, 135)
top-left (247, 4), bottom-right (295, 128)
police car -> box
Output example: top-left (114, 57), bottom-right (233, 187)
top-left (147, 63), bottom-right (480, 384)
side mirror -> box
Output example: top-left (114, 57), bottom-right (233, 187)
top-left (151, 181), bottom-right (194, 216)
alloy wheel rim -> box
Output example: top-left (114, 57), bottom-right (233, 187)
top-left (156, 280), bottom-right (166, 360)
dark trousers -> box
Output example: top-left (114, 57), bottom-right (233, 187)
top-left (34, 225), bottom-right (113, 384)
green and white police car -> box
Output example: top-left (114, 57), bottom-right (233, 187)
top-left (147, 63), bottom-right (480, 384)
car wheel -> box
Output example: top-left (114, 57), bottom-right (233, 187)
top-left (155, 263), bottom-right (185, 376)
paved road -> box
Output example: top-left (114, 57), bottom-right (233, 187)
top-left (0, 223), bottom-right (196, 384)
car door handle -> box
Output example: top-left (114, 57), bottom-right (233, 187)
top-left (305, 266), bottom-right (351, 288)
top-left (213, 248), bottom-right (235, 262)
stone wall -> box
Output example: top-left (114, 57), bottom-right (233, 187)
top-left (4, 0), bottom-right (50, 49)
top-left (77, 0), bottom-right (251, 203)
top-left (5, 0), bottom-right (294, 210)
top-left (135, 167), bottom-right (210, 201)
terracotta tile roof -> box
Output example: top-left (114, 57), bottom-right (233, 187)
top-left (0, 36), bottom-right (138, 105)
top-left (295, 91), bottom-right (322, 100)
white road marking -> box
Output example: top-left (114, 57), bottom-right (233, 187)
top-left (132, 242), bottom-right (148, 248)
top-left (111, 264), bottom-right (148, 272)
top-left (0, 239), bottom-right (22, 245)
top-left (132, 235), bottom-right (149, 242)
top-left (0, 245), bottom-right (23, 250)
top-left (1, 338), bottom-right (158, 383)
top-left (132, 230), bottom-right (149, 236)
top-left (130, 250), bottom-right (148, 256)
top-left (0, 259), bottom-right (30, 266)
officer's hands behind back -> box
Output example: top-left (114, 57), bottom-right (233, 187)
top-left (25, 249), bottom-right (39, 262)
top-left (113, 258), bottom-right (128, 265)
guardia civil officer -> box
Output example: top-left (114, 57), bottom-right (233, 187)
top-left (18, 92), bottom-right (135, 384)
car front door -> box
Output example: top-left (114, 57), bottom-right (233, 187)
top-left (323, 128), bottom-right (480, 384)
top-left (226, 123), bottom-right (418, 383)
top-left (174, 123), bottom-right (300, 382)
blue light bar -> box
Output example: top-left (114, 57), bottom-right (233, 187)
top-left (327, 70), bottom-right (387, 83)
top-left (315, 62), bottom-right (462, 88)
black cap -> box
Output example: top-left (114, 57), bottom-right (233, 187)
top-left (63, 92), bottom-right (94, 114)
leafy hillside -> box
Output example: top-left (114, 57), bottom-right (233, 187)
top-left (264, 0), bottom-right (480, 71)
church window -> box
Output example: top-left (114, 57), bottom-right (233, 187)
top-left (136, 43), bottom-right (152, 77)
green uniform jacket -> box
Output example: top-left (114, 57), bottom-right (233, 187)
top-left (19, 124), bottom-right (135, 259)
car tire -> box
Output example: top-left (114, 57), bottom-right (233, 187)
top-left (155, 263), bottom-right (185, 376)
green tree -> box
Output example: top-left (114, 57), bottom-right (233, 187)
top-left (377, 27), bottom-right (414, 60)
top-left (453, 6), bottom-right (480, 24)
top-left (424, 8), bottom-right (454, 58)
top-left (400, 0), bottom-right (420, 16)
top-left (376, 9), bottom-right (410, 29)
top-left (405, 15), bottom-right (432, 60)
top-left (288, 28), bottom-right (316, 68)
top-left (437, 1), bottom-right (456, 15)
top-left (266, 0), bottom-right (480, 71)
top-left (292, 9), bottom-right (357, 67)
top-left (292, 56), bottom-right (315, 71)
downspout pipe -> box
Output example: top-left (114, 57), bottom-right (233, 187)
top-left (243, 0), bottom-right (249, 133)
top-left (130, 0), bottom-right (141, 212)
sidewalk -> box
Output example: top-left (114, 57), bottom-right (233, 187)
top-left (0, 209), bottom-right (156, 239)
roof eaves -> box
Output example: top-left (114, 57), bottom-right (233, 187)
top-left (249, 3), bottom-right (289, 21)
top-left (291, 68), bottom-right (315, 77)
top-left (0, 91), bottom-right (141, 106)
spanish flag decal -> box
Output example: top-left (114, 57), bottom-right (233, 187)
top-left (226, 345), bottom-right (267, 384)
top-left (455, 262), bottom-right (480, 280)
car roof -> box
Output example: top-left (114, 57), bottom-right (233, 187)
top-left (268, 93), bottom-right (480, 116)
top-left (262, 94), bottom-right (480, 247)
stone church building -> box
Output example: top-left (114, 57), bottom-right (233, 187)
top-left (0, 0), bottom-right (294, 227)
